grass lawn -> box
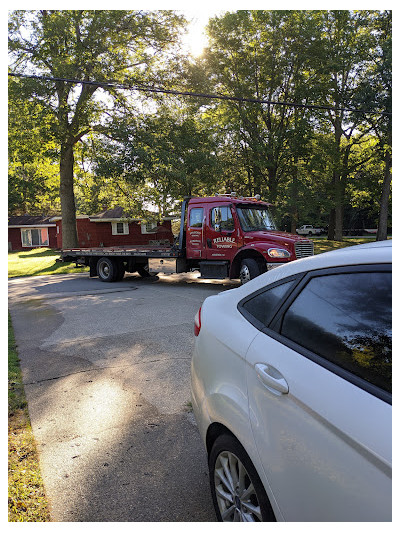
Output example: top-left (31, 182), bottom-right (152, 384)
top-left (8, 247), bottom-right (88, 278)
top-left (8, 314), bottom-right (50, 522)
top-left (312, 237), bottom-right (375, 255)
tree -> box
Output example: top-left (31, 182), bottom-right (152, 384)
top-left (203, 11), bottom-right (318, 204)
top-left (93, 106), bottom-right (220, 216)
top-left (311, 11), bottom-right (383, 240)
top-left (8, 76), bottom-right (60, 214)
top-left (8, 10), bottom-right (186, 247)
top-left (353, 11), bottom-right (392, 240)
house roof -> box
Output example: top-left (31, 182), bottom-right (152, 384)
top-left (47, 206), bottom-right (176, 224)
top-left (89, 206), bottom-right (131, 220)
top-left (8, 215), bottom-right (56, 227)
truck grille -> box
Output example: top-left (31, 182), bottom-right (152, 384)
top-left (295, 241), bottom-right (314, 259)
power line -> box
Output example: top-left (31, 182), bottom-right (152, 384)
top-left (8, 72), bottom-right (391, 116)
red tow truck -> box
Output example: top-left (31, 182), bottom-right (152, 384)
top-left (60, 193), bottom-right (314, 284)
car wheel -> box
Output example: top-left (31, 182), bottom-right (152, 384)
top-left (97, 257), bottom-right (117, 282)
top-left (209, 434), bottom-right (275, 522)
top-left (239, 258), bottom-right (261, 284)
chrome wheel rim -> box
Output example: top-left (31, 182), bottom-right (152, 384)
top-left (99, 261), bottom-right (110, 278)
top-left (239, 265), bottom-right (251, 284)
top-left (214, 451), bottom-right (262, 522)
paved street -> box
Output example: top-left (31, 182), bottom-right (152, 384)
top-left (8, 271), bottom-right (238, 521)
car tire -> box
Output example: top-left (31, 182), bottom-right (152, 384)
top-left (239, 258), bottom-right (261, 284)
top-left (209, 434), bottom-right (275, 522)
top-left (97, 257), bottom-right (117, 282)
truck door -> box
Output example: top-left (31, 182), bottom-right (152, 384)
top-left (205, 205), bottom-right (238, 261)
top-left (186, 206), bottom-right (204, 259)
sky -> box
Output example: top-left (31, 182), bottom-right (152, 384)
top-left (179, 10), bottom-right (225, 57)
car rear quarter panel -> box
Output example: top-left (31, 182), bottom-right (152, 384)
top-left (191, 294), bottom-right (259, 453)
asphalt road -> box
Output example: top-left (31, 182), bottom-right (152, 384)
top-left (8, 271), bottom-right (239, 521)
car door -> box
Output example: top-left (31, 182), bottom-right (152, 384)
top-left (205, 204), bottom-right (238, 261)
top-left (242, 266), bottom-right (392, 521)
top-left (186, 206), bottom-right (204, 259)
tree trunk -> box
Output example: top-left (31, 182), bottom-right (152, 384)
top-left (327, 208), bottom-right (336, 240)
top-left (334, 200), bottom-right (344, 241)
top-left (290, 162), bottom-right (299, 234)
top-left (60, 142), bottom-right (78, 249)
top-left (376, 148), bottom-right (392, 241)
top-left (267, 166), bottom-right (278, 204)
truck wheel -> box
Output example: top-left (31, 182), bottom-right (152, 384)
top-left (239, 258), bottom-right (261, 284)
top-left (97, 257), bottom-right (117, 282)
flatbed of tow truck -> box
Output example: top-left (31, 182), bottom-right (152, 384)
top-left (61, 244), bottom-right (183, 259)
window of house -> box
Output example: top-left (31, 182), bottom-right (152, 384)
top-left (280, 271), bottom-right (392, 393)
top-left (21, 227), bottom-right (49, 247)
top-left (189, 208), bottom-right (204, 228)
top-left (211, 206), bottom-right (234, 231)
top-left (141, 221), bottom-right (158, 234)
top-left (112, 222), bottom-right (129, 235)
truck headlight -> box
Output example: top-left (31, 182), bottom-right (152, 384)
top-left (267, 248), bottom-right (291, 258)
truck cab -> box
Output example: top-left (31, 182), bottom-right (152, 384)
top-left (184, 194), bottom-right (314, 283)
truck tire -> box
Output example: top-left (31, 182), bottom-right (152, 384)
top-left (97, 257), bottom-right (117, 282)
top-left (239, 258), bottom-right (261, 284)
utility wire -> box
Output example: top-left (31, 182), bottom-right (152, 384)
top-left (8, 72), bottom-right (391, 116)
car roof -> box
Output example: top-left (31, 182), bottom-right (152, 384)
top-left (235, 240), bottom-right (392, 295)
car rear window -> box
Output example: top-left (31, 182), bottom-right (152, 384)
top-left (280, 271), bottom-right (392, 394)
top-left (241, 280), bottom-right (296, 328)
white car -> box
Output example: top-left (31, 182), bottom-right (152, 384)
top-left (296, 224), bottom-right (323, 235)
top-left (191, 241), bottom-right (392, 522)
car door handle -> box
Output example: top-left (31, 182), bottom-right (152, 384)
top-left (207, 238), bottom-right (212, 248)
top-left (254, 364), bottom-right (289, 394)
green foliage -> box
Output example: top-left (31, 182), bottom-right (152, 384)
top-left (91, 107), bottom-right (220, 216)
top-left (9, 10), bottom-right (187, 245)
top-left (8, 77), bottom-right (60, 214)
top-left (8, 10), bottom-right (391, 235)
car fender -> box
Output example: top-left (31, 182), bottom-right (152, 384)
top-left (204, 390), bottom-right (285, 521)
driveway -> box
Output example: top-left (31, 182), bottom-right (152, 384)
top-left (8, 272), bottom-right (238, 521)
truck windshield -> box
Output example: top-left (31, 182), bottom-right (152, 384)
top-left (236, 206), bottom-right (277, 232)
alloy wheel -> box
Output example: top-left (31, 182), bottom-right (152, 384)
top-left (214, 451), bottom-right (262, 522)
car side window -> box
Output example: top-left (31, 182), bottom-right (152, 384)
top-left (189, 208), bottom-right (203, 228)
top-left (211, 206), bottom-right (234, 231)
top-left (280, 271), bottom-right (392, 394)
top-left (241, 280), bottom-right (296, 328)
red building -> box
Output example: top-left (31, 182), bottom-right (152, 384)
top-left (50, 206), bottom-right (174, 249)
top-left (8, 215), bottom-right (57, 251)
